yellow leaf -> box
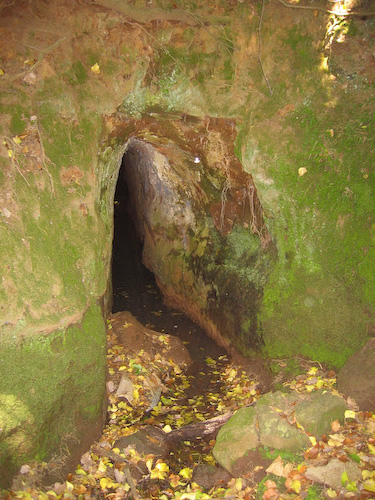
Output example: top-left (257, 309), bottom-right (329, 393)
top-left (362, 470), bottom-right (375, 480)
top-left (363, 479), bottom-right (375, 492)
top-left (235, 477), bottom-right (243, 491)
top-left (298, 167), bottom-right (307, 177)
top-left (326, 488), bottom-right (337, 498)
top-left (179, 467), bottom-right (193, 479)
top-left (150, 463), bottom-right (169, 480)
top-left (8, 149), bottom-right (13, 158)
top-left (289, 479), bottom-right (301, 494)
top-left (309, 436), bottom-right (317, 447)
top-left (100, 477), bottom-right (113, 490)
top-left (146, 458), bottom-right (153, 472)
top-left (163, 424), bottom-right (172, 433)
top-left (156, 462), bottom-right (169, 472)
top-left (344, 410), bottom-right (356, 420)
top-left (98, 459), bottom-right (107, 473)
top-left (0, 68), bottom-right (4, 76)
top-left (308, 367), bottom-right (318, 375)
top-left (316, 379), bottom-right (324, 388)
top-left (368, 443), bottom-right (375, 455)
top-left (66, 481), bottom-right (74, 491)
top-left (91, 63), bottom-right (100, 74)
top-left (13, 136), bottom-right (21, 144)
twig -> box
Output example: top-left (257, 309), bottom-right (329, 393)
top-left (2, 36), bottom-right (66, 85)
top-left (123, 465), bottom-right (141, 500)
top-left (3, 136), bottom-right (30, 186)
top-left (258, 0), bottom-right (273, 96)
top-left (34, 118), bottom-right (55, 198)
top-left (220, 159), bottom-right (231, 232)
top-left (276, 0), bottom-right (375, 17)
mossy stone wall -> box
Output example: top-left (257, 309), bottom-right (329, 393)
top-left (0, 0), bottom-right (374, 482)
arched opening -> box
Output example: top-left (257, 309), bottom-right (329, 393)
top-left (111, 139), bottom-right (226, 363)
top-left (112, 140), bottom-right (159, 318)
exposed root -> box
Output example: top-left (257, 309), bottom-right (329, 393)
top-left (276, 0), bottom-right (375, 17)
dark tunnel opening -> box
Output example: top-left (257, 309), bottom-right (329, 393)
top-left (111, 141), bottom-right (226, 365)
top-left (111, 145), bottom-right (160, 318)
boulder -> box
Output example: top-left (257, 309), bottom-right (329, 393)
top-left (213, 405), bottom-right (259, 474)
top-left (110, 311), bottom-right (193, 368)
top-left (256, 392), bottom-right (310, 452)
top-left (337, 339), bottom-right (375, 411)
top-left (213, 391), bottom-right (348, 475)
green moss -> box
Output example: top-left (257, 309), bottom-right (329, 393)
top-left (10, 105), bottom-right (27, 135)
top-left (0, 304), bottom-right (106, 486)
top-left (72, 61), bottom-right (88, 84)
top-left (259, 445), bottom-right (302, 464)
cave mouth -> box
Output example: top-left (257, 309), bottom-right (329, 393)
top-left (111, 138), bottom-right (226, 363)
top-left (111, 140), bottom-right (159, 319)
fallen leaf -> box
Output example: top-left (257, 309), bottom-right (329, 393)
top-left (363, 479), bottom-right (375, 492)
top-left (91, 63), bottom-right (100, 74)
top-left (331, 420), bottom-right (341, 432)
top-left (266, 456), bottom-right (290, 478)
top-left (326, 487), bottom-right (337, 498)
top-left (298, 167), bottom-right (307, 176)
top-left (344, 410), bottom-right (356, 420)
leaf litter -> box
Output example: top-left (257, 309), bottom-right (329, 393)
top-left (2, 332), bottom-right (375, 500)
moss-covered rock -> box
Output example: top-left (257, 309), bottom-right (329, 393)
top-left (0, 304), bottom-right (106, 486)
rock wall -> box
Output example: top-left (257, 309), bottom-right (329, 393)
top-left (0, 0), bottom-right (374, 483)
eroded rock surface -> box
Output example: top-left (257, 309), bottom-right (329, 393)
top-left (337, 339), bottom-right (375, 411)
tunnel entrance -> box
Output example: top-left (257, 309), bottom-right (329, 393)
top-left (111, 139), bottom-right (226, 364)
top-left (111, 143), bottom-right (159, 317)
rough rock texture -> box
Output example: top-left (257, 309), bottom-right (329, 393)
top-left (305, 458), bottom-right (361, 490)
top-left (110, 311), bottom-right (193, 368)
top-left (256, 393), bottom-right (310, 452)
top-left (192, 465), bottom-right (232, 490)
top-left (0, 0), bottom-right (374, 484)
top-left (213, 391), bottom-right (348, 474)
top-left (337, 339), bottom-right (375, 411)
top-left (295, 391), bottom-right (348, 437)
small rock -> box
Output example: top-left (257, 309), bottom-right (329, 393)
top-left (23, 72), bottom-right (37, 85)
top-left (192, 464), bottom-right (232, 490)
top-left (106, 380), bottom-right (115, 393)
top-left (115, 374), bottom-right (134, 403)
top-left (305, 458), bottom-right (361, 490)
top-left (19, 464), bottom-right (31, 475)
